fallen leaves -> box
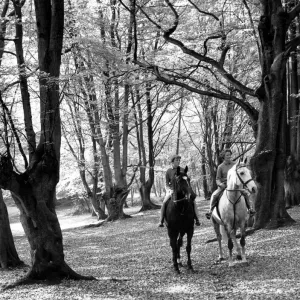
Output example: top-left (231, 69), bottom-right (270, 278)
top-left (1, 199), bottom-right (300, 299)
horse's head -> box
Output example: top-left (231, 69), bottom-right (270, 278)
top-left (172, 166), bottom-right (192, 201)
top-left (228, 157), bottom-right (257, 194)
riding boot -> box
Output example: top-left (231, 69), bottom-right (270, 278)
top-left (190, 193), bottom-right (201, 226)
top-left (158, 201), bottom-right (167, 227)
top-left (193, 201), bottom-right (201, 226)
top-left (241, 191), bottom-right (256, 217)
top-left (205, 194), bottom-right (219, 220)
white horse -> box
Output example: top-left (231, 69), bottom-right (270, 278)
top-left (211, 158), bottom-right (257, 267)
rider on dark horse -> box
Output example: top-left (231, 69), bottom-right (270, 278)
top-left (205, 149), bottom-right (256, 220)
top-left (158, 154), bottom-right (201, 227)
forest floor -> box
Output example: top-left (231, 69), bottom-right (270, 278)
top-left (1, 196), bottom-right (300, 299)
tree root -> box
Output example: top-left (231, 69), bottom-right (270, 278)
top-left (121, 213), bottom-right (132, 219)
top-left (0, 259), bottom-right (26, 270)
top-left (82, 220), bottom-right (107, 228)
top-left (139, 203), bottom-right (161, 212)
top-left (1, 261), bottom-right (97, 291)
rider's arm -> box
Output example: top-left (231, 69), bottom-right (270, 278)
top-left (165, 169), bottom-right (172, 190)
top-left (216, 165), bottom-right (226, 188)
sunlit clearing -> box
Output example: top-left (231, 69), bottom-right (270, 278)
top-left (157, 283), bottom-right (203, 295)
top-left (235, 279), bottom-right (299, 296)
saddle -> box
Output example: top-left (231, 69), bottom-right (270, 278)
top-left (214, 190), bottom-right (225, 220)
top-left (216, 190), bottom-right (225, 205)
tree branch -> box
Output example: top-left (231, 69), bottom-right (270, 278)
top-left (138, 0), bottom-right (256, 97)
top-left (0, 92), bottom-right (28, 168)
top-left (285, 35), bottom-right (300, 57)
top-left (135, 60), bottom-right (258, 124)
top-left (287, 3), bottom-right (300, 26)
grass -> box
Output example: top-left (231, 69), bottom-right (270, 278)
top-left (1, 197), bottom-right (300, 299)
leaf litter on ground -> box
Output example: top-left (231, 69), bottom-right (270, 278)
top-left (1, 197), bottom-right (300, 299)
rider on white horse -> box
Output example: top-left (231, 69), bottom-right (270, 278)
top-left (205, 149), bottom-right (256, 220)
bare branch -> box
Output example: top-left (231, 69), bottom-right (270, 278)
top-left (137, 1), bottom-right (255, 97)
top-left (287, 3), bottom-right (300, 26)
top-left (0, 91), bottom-right (28, 168)
top-left (187, 0), bottom-right (220, 21)
top-left (285, 35), bottom-right (300, 57)
top-left (242, 0), bottom-right (262, 65)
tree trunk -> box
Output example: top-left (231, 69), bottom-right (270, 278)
top-left (0, 190), bottom-right (23, 269)
top-left (285, 0), bottom-right (300, 204)
top-left (105, 188), bottom-right (130, 220)
top-left (251, 1), bottom-right (297, 229)
top-left (222, 100), bottom-right (235, 150)
top-left (201, 146), bottom-right (210, 200)
top-left (284, 155), bottom-right (300, 207)
top-left (0, 1), bottom-right (95, 288)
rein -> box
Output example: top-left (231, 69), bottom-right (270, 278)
top-left (173, 197), bottom-right (188, 203)
top-left (235, 165), bottom-right (255, 191)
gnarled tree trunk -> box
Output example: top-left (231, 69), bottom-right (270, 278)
top-left (0, 0), bottom-right (95, 288)
top-left (251, 1), bottom-right (298, 229)
top-left (0, 190), bottom-right (23, 269)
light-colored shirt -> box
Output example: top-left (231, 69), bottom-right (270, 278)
top-left (216, 160), bottom-right (235, 187)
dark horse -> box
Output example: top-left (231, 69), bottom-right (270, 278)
top-left (164, 166), bottom-right (195, 274)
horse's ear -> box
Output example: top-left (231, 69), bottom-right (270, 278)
top-left (177, 166), bottom-right (181, 175)
top-left (243, 157), bottom-right (248, 165)
top-left (184, 166), bottom-right (188, 173)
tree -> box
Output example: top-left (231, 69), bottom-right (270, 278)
top-left (285, 0), bottom-right (300, 207)
top-left (0, 0), bottom-right (94, 287)
top-left (0, 189), bottom-right (24, 269)
top-left (131, 0), bottom-right (300, 229)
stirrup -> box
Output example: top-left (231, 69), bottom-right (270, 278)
top-left (158, 222), bottom-right (164, 228)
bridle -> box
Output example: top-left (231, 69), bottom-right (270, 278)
top-left (172, 174), bottom-right (190, 203)
top-left (226, 164), bottom-right (255, 193)
top-left (225, 164), bottom-right (255, 208)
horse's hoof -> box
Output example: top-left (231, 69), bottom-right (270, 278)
top-left (187, 267), bottom-right (194, 273)
top-left (236, 255), bottom-right (242, 260)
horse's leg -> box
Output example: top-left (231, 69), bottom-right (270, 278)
top-left (231, 229), bottom-right (242, 260)
top-left (240, 223), bottom-right (247, 263)
top-left (224, 225), bottom-right (234, 267)
top-left (177, 234), bottom-right (183, 267)
top-left (213, 220), bottom-right (225, 262)
top-left (169, 230), bottom-right (180, 274)
top-left (186, 229), bottom-right (194, 271)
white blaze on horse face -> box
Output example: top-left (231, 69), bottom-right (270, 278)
top-left (182, 176), bottom-right (191, 188)
top-left (236, 165), bottom-right (257, 193)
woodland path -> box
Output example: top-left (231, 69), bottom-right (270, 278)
top-left (1, 196), bottom-right (300, 299)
